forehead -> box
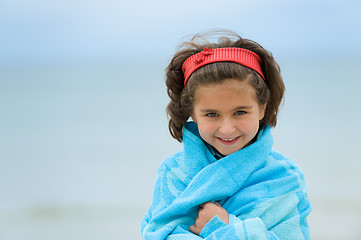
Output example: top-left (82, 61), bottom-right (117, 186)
top-left (193, 79), bottom-right (257, 106)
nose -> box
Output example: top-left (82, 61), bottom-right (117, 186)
top-left (218, 118), bottom-right (236, 136)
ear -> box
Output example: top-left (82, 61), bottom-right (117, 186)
top-left (190, 114), bottom-right (197, 123)
top-left (258, 103), bottom-right (267, 120)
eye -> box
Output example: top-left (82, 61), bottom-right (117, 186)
top-left (206, 112), bottom-right (218, 117)
top-left (235, 111), bottom-right (246, 116)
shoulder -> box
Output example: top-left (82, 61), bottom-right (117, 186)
top-left (266, 149), bottom-right (308, 192)
top-left (245, 149), bottom-right (307, 194)
top-left (270, 150), bottom-right (306, 180)
top-left (151, 150), bottom-right (191, 208)
top-left (157, 151), bottom-right (184, 174)
top-left (155, 150), bottom-right (191, 187)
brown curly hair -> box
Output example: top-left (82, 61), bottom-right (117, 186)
top-left (166, 30), bottom-right (285, 142)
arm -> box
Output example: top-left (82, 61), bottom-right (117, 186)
top-left (163, 214), bottom-right (279, 240)
top-left (164, 193), bottom-right (311, 240)
top-left (143, 193), bottom-right (310, 240)
top-left (142, 150), bottom-right (311, 239)
top-left (188, 202), bottom-right (279, 240)
top-left (189, 202), bottom-right (229, 235)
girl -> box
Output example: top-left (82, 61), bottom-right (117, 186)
top-left (141, 31), bottom-right (311, 239)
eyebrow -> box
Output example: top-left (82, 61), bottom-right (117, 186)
top-left (200, 106), bottom-right (253, 112)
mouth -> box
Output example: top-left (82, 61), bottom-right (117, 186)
top-left (216, 136), bottom-right (241, 145)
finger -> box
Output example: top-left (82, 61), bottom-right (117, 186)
top-left (215, 202), bottom-right (221, 207)
top-left (197, 204), bottom-right (204, 215)
top-left (201, 201), bottom-right (213, 208)
top-left (189, 224), bottom-right (196, 234)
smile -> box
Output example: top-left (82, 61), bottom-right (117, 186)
top-left (216, 136), bottom-right (241, 144)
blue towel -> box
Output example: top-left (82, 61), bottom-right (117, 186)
top-left (141, 122), bottom-right (311, 239)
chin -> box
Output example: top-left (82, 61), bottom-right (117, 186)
top-left (219, 147), bottom-right (242, 156)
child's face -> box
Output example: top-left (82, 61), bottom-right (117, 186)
top-left (192, 79), bottom-right (266, 156)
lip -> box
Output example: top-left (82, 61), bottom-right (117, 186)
top-left (216, 136), bottom-right (241, 145)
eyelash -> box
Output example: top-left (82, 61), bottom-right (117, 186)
top-left (206, 113), bottom-right (218, 117)
top-left (235, 111), bottom-right (246, 116)
top-left (205, 111), bottom-right (246, 118)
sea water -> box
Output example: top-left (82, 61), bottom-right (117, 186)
top-left (1, 57), bottom-right (360, 240)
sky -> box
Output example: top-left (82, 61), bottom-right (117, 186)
top-left (1, 0), bottom-right (361, 66)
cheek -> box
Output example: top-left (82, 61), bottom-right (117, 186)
top-left (237, 117), bottom-right (260, 132)
top-left (197, 120), bottom-right (218, 136)
top-left (237, 122), bottom-right (252, 132)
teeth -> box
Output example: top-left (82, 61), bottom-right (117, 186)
top-left (220, 137), bottom-right (237, 141)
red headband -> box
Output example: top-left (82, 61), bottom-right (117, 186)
top-left (182, 47), bottom-right (265, 85)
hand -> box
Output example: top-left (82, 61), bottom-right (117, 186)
top-left (189, 201), bottom-right (229, 236)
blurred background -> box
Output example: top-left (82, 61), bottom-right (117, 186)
top-left (1, 0), bottom-right (360, 239)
